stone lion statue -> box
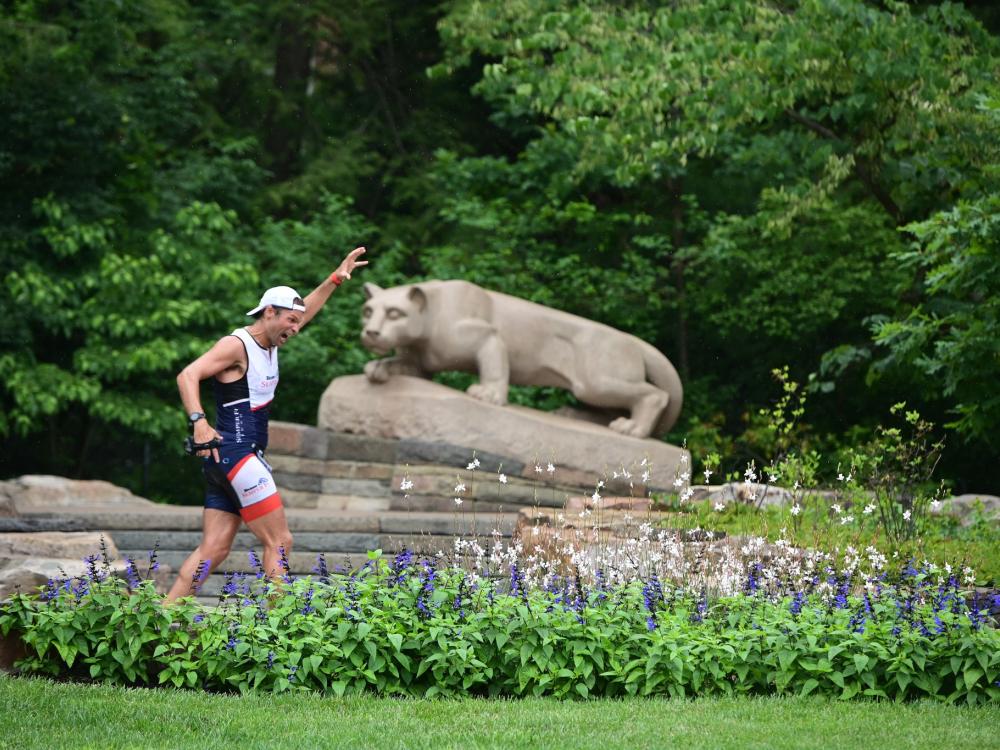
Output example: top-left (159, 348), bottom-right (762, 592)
top-left (360, 280), bottom-right (683, 438)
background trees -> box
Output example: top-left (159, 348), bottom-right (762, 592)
top-left (1, 0), bottom-right (997, 501)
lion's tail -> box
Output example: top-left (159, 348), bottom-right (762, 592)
top-left (639, 339), bottom-right (684, 435)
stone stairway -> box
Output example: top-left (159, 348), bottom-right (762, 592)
top-left (7, 422), bottom-right (639, 605)
top-left (9, 505), bottom-right (518, 605)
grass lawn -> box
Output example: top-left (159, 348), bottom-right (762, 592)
top-left (1, 676), bottom-right (997, 750)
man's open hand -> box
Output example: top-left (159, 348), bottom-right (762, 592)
top-left (334, 246), bottom-right (368, 282)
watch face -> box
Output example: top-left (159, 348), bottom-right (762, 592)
top-left (189, 412), bottom-right (204, 422)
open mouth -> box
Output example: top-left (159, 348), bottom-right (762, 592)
top-left (278, 332), bottom-right (290, 345)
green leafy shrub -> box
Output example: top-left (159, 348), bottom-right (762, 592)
top-left (2, 552), bottom-right (998, 704)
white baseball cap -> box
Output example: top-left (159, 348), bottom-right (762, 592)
top-left (246, 286), bottom-right (307, 316)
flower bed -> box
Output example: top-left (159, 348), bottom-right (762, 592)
top-left (2, 550), bottom-right (998, 703)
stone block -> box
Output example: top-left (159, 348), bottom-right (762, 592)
top-left (378, 512), bottom-right (516, 537)
top-left (272, 472), bottom-right (322, 493)
top-left (285, 511), bottom-right (381, 533)
top-left (389, 496), bottom-right (511, 515)
top-left (278, 489), bottom-right (320, 509)
top-left (0, 532), bottom-right (119, 560)
top-left (14, 509), bottom-right (203, 531)
top-left (114, 530), bottom-right (380, 554)
top-left (396, 440), bottom-right (521, 474)
top-left (315, 495), bottom-right (392, 513)
top-left (2, 475), bottom-right (157, 513)
top-left (266, 421), bottom-right (304, 456)
top-left (326, 432), bottom-right (397, 464)
top-left (0, 557), bottom-right (128, 600)
top-left (319, 376), bottom-right (688, 486)
top-left (0, 517), bottom-right (88, 533)
top-left (266, 456), bottom-right (395, 481)
top-left (320, 478), bottom-right (391, 499)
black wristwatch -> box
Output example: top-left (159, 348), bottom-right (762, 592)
top-left (187, 411), bottom-right (206, 425)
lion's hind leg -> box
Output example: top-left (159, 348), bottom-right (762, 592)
top-left (570, 373), bottom-right (669, 439)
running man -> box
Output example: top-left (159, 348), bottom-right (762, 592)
top-left (165, 246), bottom-right (368, 601)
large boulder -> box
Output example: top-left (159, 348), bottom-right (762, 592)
top-left (0, 475), bottom-right (157, 513)
top-left (0, 531), bottom-right (119, 560)
top-left (939, 494), bottom-right (1000, 525)
top-left (319, 375), bottom-right (689, 492)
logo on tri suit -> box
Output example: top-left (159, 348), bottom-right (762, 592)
top-left (241, 476), bottom-right (271, 500)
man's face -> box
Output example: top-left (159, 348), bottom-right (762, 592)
top-left (264, 306), bottom-right (304, 347)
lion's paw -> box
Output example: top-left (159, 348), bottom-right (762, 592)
top-left (467, 382), bottom-right (507, 405)
top-left (364, 359), bottom-right (391, 383)
top-left (609, 417), bottom-right (646, 437)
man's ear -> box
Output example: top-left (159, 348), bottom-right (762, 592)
top-left (408, 286), bottom-right (426, 312)
top-left (363, 282), bottom-right (383, 300)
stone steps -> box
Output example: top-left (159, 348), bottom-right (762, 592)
top-left (13, 504), bottom-right (519, 603)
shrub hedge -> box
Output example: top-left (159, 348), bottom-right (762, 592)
top-left (1, 553), bottom-right (998, 703)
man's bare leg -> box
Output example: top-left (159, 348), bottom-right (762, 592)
top-left (164, 508), bottom-right (242, 602)
top-left (245, 505), bottom-right (294, 581)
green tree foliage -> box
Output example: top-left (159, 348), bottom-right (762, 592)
top-left (1, 0), bottom-right (998, 497)
top-left (431, 0), bottom-right (1000, 482)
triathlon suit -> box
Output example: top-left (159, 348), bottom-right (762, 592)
top-left (202, 327), bottom-right (283, 521)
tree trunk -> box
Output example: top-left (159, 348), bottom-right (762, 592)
top-left (264, 11), bottom-right (315, 182)
top-left (668, 178), bottom-right (690, 381)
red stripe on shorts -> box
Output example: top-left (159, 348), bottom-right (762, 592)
top-left (226, 453), bottom-right (255, 482)
top-left (241, 492), bottom-right (282, 522)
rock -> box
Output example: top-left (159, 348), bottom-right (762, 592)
top-left (0, 531), bottom-right (119, 560)
top-left (0, 488), bottom-right (15, 518)
top-left (0, 557), bottom-right (125, 600)
top-left (0, 556), bottom-right (172, 600)
top-left (318, 375), bottom-right (689, 492)
top-left (1, 475), bottom-right (157, 513)
top-left (938, 494), bottom-right (1000, 525)
top-left (565, 495), bottom-right (654, 513)
top-left (706, 482), bottom-right (792, 507)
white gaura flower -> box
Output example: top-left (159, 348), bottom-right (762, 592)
top-left (673, 477), bottom-right (684, 488)
top-left (546, 463), bottom-right (555, 474)
top-left (768, 473), bottom-right (778, 484)
top-left (498, 473), bottom-right (508, 484)
top-left (930, 499), bottom-right (942, 511)
top-left (790, 504), bottom-right (801, 516)
top-left (703, 468), bottom-right (713, 482)
top-left (831, 504), bottom-right (843, 515)
top-left (591, 491), bottom-right (602, 504)
top-left (714, 502), bottom-right (725, 512)
top-left (840, 515), bottom-right (854, 525)
top-left (903, 509), bottom-right (911, 521)
top-left (466, 457), bottom-right (481, 470)
top-left (454, 483), bottom-right (466, 493)
top-left (454, 497), bottom-right (463, 506)
top-left (534, 464), bottom-right (543, 474)
top-left (641, 470), bottom-right (650, 483)
top-left (400, 477), bottom-right (414, 492)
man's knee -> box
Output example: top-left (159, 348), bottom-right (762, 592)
top-left (201, 539), bottom-right (233, 564)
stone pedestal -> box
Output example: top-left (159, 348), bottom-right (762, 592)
top-left (318, 375), bottom-right (688, 492)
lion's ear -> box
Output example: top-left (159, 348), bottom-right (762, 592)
top-left (408, 286), bottom-right (427, 311)
top-left (363, 282), bottom-right (383, 300)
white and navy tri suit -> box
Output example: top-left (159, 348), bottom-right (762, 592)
top-left (203, 327), bottom-right (283, 521)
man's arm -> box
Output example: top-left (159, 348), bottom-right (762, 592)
top-left (176, 336), bottom-right (246, 461)
top-left (301, 246), bottom-right (368, 328)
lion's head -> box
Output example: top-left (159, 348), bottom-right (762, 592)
top-left (361, 283), bottom-right (427, 355)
